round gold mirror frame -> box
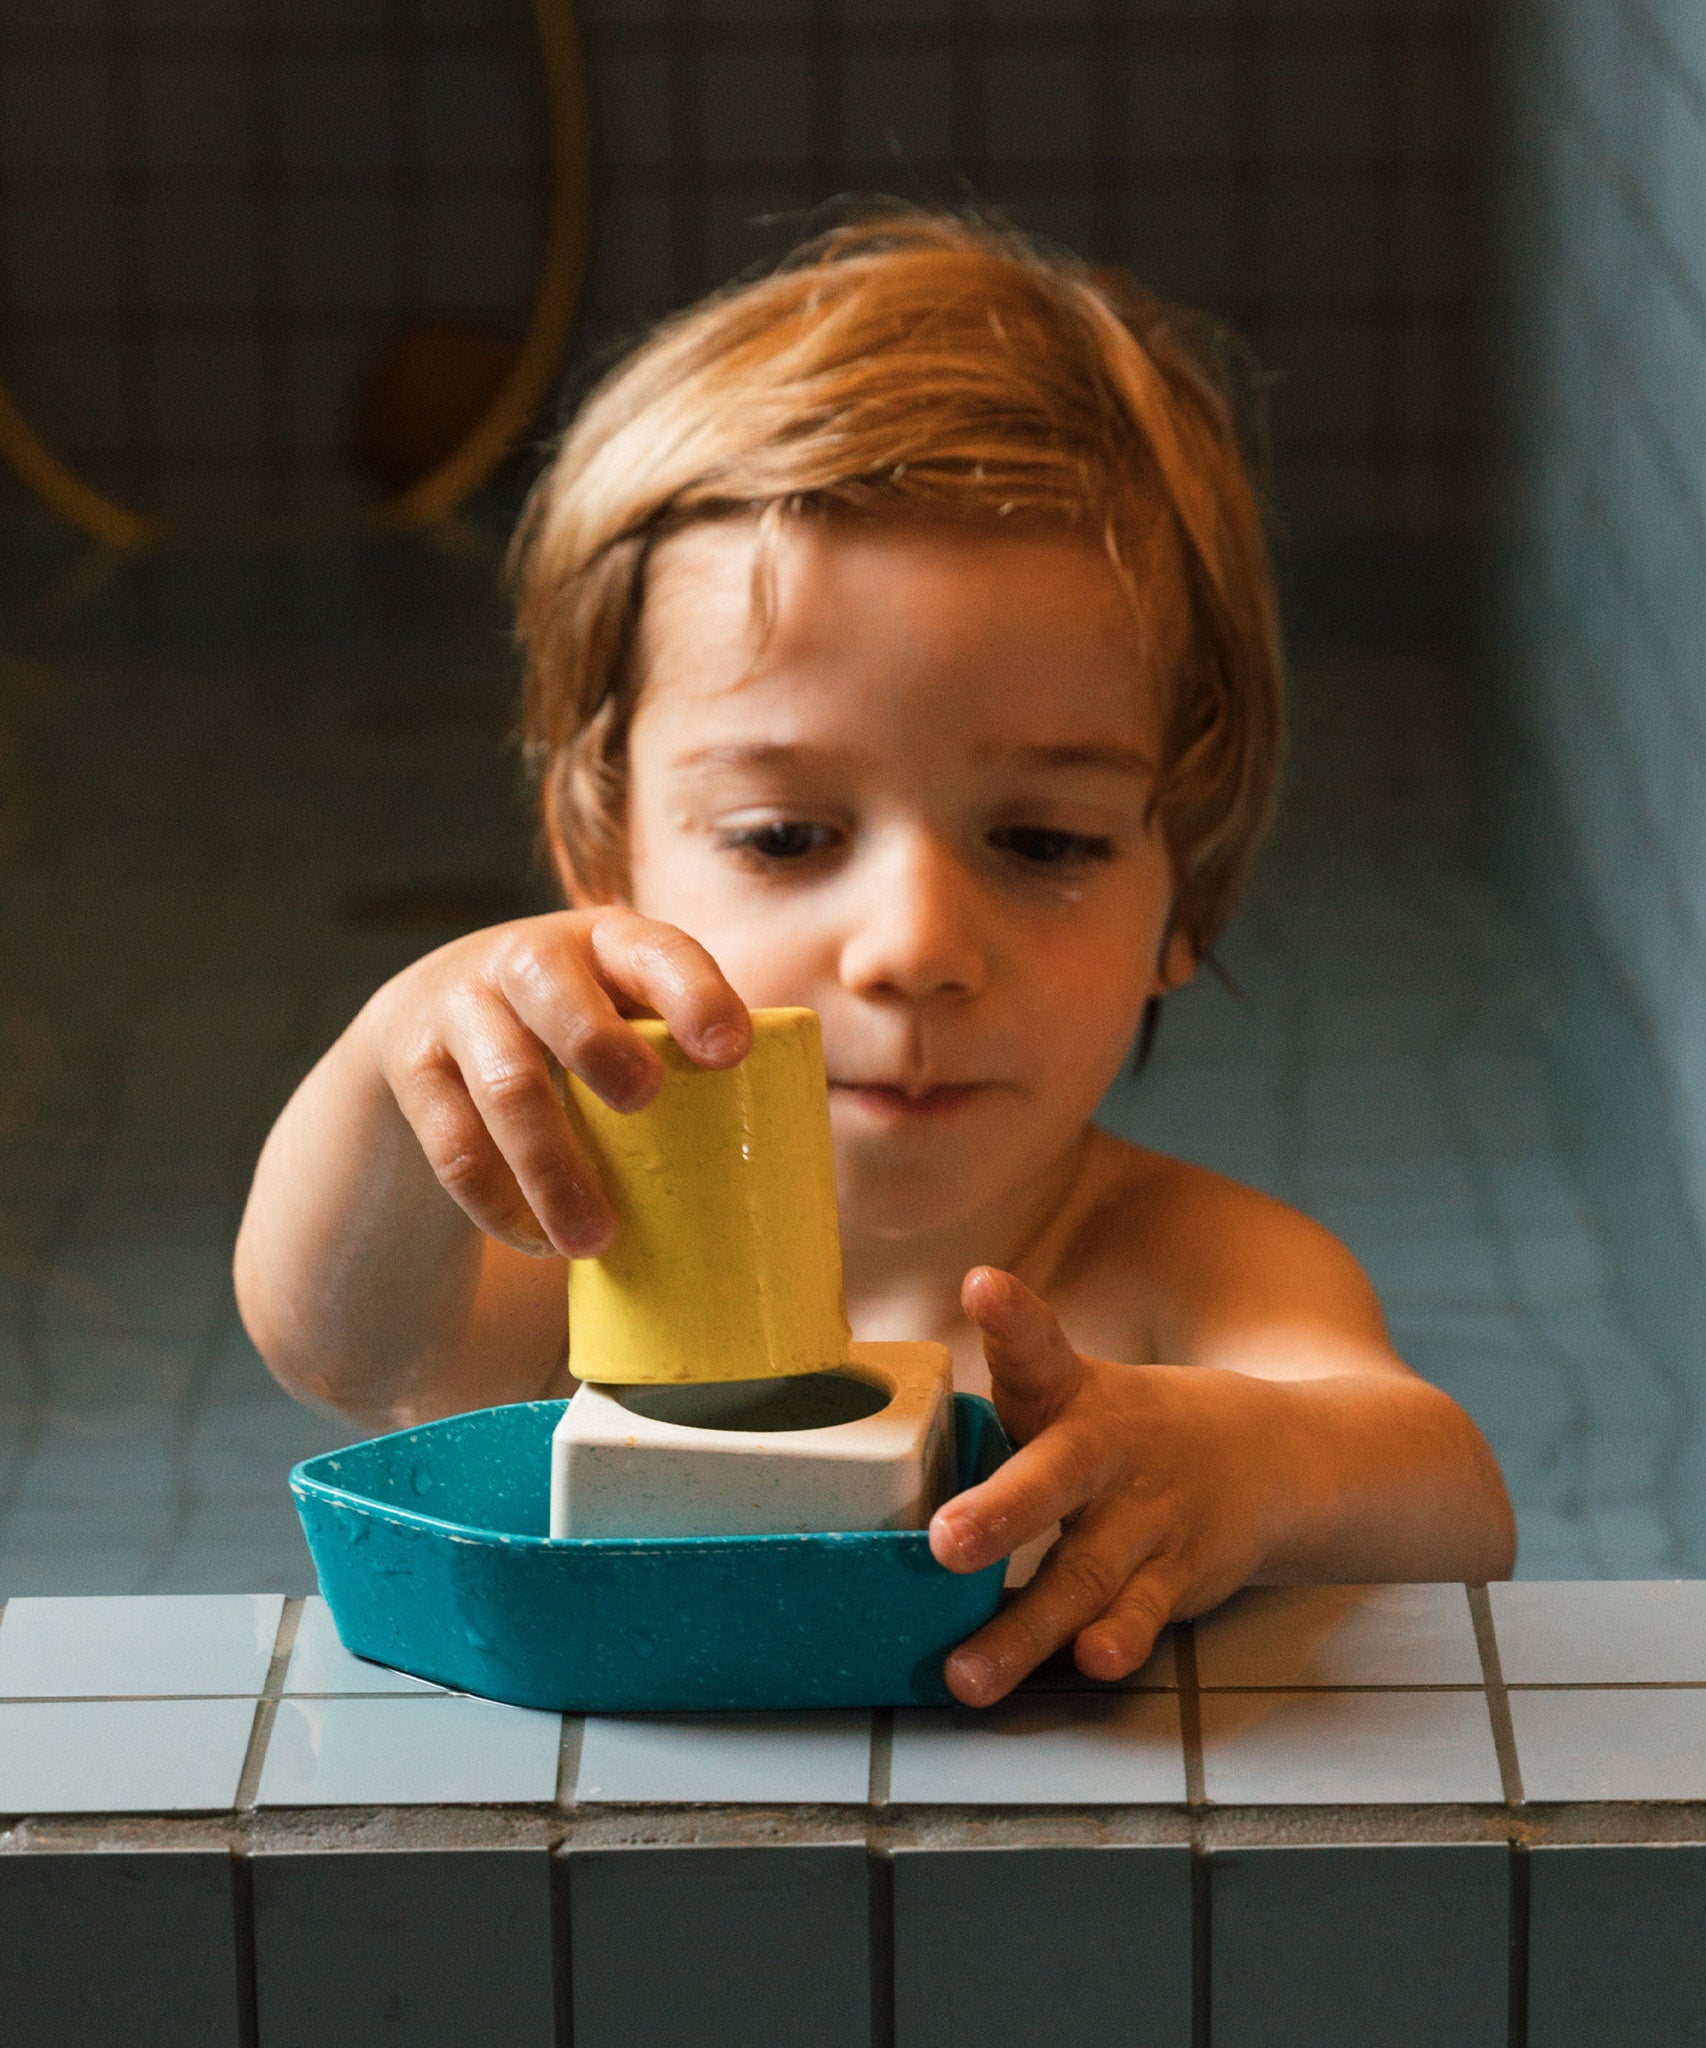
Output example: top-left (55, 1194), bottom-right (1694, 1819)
top-left (0, 0), bottom-right (588, 553)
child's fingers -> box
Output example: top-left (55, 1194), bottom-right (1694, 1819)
top-left (1072, 1559), bottom-right (1182, 1682)
top-left (587, 909), bottom-right (753, 1068)
top-left (498, 931), bottom-right (667, 1112)
top-left (929, 1413), bottom-right (1112, 1575)
top-left (419, 996), bottom-right (614, 1256)
top-left (388, 1046), bottom-right (562, 1256)
top-left (962, 1265), bottom-right (1086, 1418)
top-left (941, 1511), bottom-right (1170, 1707)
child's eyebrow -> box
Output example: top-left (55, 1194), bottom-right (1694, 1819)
top-left (669, 742), bottom-right (805, 772)
top-left (669, 741), bottom-right (1155, 777)
top-left (1006, 743), bottom-right (1155, 779)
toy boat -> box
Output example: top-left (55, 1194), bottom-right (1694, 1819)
top-left (293, 1391), bottom-right (1011, 1712)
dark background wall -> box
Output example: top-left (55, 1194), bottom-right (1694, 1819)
top-left (572, 0), bottom-right (1487, 554)
top-left (0, 0), bottom-right (544, 530)
top-left (0, 0), bottom-right (1488, 572)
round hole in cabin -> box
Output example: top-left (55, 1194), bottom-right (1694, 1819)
top-left (612, 1368), bottom-right (889, 1433)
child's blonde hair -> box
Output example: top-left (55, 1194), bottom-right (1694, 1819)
top-left (512, 209), bottom-right (1283, 967)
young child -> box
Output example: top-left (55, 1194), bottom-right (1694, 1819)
top-left (235, 212), bottom-right (1514, 1707)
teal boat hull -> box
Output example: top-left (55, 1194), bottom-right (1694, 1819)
top-left (292, 1393), bottom-right (1011, 1711)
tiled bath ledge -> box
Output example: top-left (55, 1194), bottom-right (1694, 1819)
top-left (5, 1586), bottom-right (1706, 2045)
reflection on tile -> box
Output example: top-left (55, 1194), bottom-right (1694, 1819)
top-left (1510, 1688), bottom-right (1706, 1802)
top-left (1490, 1581), bottom-right (1706, 1684)
top-left (1211, 1845), bottom-right (1508, 2047)
top-left (0, 1593), bottom-right (283, 1697)
top-left (1200, 1690), bottom-right (1503, 1804)
top-left (890, 1694), bottom-right (1185, 1806)
top-left (255, 1695), bottom-right (561, 1806)
top-left (0, 1851), bottom-right (242, 2047)
top-left (1017, 1627), bottom-right (1177, 1691)
top-left (0, 1698), bottom-right (257, 1812)
top-left (576, 1711), bottom-right (870, 1804)
top-left (283, 1596), bottom-right (449, 1696)
top-left (1529, 1846), bottom-right (1706, 2046)
top-left (1194, 1584), bottom-right (1482, 1688)
top-left (892, 1845), bottom-right (1192, 2047)
top-left (252, 1849), bottom-right (555, 2048)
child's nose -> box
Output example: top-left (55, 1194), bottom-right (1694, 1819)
top-left (837, 830), bottom-right (991, 1005)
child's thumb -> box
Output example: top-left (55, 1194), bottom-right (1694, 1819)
top-left (961, 1265), bottom-right (1084, 1425)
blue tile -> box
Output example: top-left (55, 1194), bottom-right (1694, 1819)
top-left (892, 1845), bottom-right (1191, 2048)
top-left (251, 1849), bottom-right (554, 2048)
top-left (0, 1699), bottom-right (257, 1813)
top-left (283, 1597), bottom-right (449, 1696)
top-left (1509, 1686), bottom-right (1706, 1800)
top-left (570, 1843), bottom-right (869, 2048)
top-left (1194, 1584), bottom-right (1482, 1688)
top-left (1529, 1845), bottom-right (1706, 2048)
top-left (0, 1851), bottom-right (241, 2047)
top-left (576, 1711), bottom-right (871, 1803)
top-left (255, 1696), bottom-right (560, 1806)
top-left (0, 1594), bottom-right (283, 1696)
top-left (1211, 1846), bottom-right (1508, 2047)
top-left (1200, 1691), bottom-right (1504, 1804)
top-left (1490, 1580), bottom-right (1706, 1682)
top-left (889, 1695), bottom-right (1186, 1806)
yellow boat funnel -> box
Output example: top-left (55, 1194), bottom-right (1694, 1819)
top-left (562, 1006), bottom-right (853, 1385)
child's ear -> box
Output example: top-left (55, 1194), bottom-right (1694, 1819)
top-left (545, 821), bottom-right (583, 906)
top-left (545, 817), bottom-right (615, 911)
top-left (1155, 923), bottom-right (1197, 996)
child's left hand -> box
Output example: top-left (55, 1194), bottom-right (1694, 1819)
top-left (928, 1265), bottom-right (1304, 1706)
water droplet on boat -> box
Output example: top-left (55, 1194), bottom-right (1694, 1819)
top-left (465, 1624), bottom-right (491, 1651)
top-left (629, 1632), bottom-right (656, 1660)
top-left (410, 1465), bottom-right (433, 1495)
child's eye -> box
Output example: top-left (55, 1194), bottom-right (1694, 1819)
top-left (988, 825), bottom-right (1115, 868)
top-left (724, 821), bottom-right (839, 862)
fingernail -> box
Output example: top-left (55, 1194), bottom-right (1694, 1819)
top-left (608, 1054), bottom-right (657, 1110)
top-left (698, 1023), bottom-right (746, 1064)
top-left (564, 1210), bottom-right (614, 1258)
top-left (948, 1652), bottom-right (998, 1705)
top-left (930, 1512), bottom-right (977, 1571)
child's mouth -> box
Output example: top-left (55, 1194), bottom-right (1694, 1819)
top-left (829, 1081), bottom-right (991, 1121)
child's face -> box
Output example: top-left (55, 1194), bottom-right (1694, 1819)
top-left (616, 517), bottom-right (1189, 1242)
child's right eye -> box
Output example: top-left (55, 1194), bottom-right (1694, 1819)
top-left (723, 821), bottom-right (838, 862)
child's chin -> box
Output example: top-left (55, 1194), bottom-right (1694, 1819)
top-left (838, 1141), bottom-right (1004, 1237)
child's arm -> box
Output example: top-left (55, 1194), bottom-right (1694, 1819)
top-left (928, 1187), bottom-right (1516, 1707)
top-left (233, 908), bottom-right (751, 1430)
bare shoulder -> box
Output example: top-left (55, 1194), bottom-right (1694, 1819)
top-left (1059, 1130), bottom-right (1390, 1364)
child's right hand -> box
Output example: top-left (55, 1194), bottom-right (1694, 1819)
top-left (354, 906), bottom-right (753, 1260)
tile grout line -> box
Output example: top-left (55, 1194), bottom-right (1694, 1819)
top-left (1191, 1683), bottom-right (1487, 1695)
top-left (230, 1842), bottom-right (259, 2048)
top-left (868, 1823), bottom-right (896, 2048)
top-left (234, 1594), bottom-right (303, 1813)
top-left (556, 1713), bottom-right (584, 1809)
top-left (1180, 1623), bottom-right (1211, 2048)
top-left (868, 1707), bottom-right (894, 1808)
top-left (1508, 1830), bottom-right (1531, 2048)
top-left (0, 1690), bottom-right (465, 1704)
top-left (1467, 1584), bottom-right (1525, 1808)
top-left (1175, 1622), bottom-right (1206, 1809)
top-left (549, 1844), bottom-right (575, 2048)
